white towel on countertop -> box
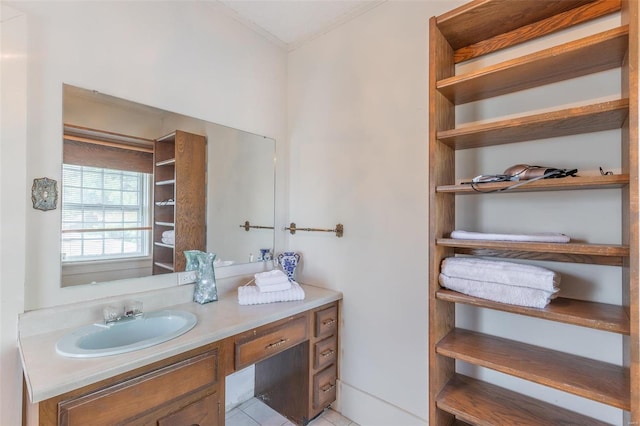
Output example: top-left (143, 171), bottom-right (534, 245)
top-left (255, 270), bottom-right (292, 292)
top-left (441, 257), bottom-right (559, 292)
top-left (450, 230), bottom-right (570, 243)
top-left (255, 269), bottom-right (289, 285)
top-left (439, 274), bottom-right (558, 309)
top-left (238, 281), bottom-right (305, 305)
top-left (257, 281), bottom-right (292, 292)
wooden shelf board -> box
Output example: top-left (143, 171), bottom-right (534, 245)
top-left (449, 248), bottom-right (624, 266)
top-left (154, 222), bottom-right (175, 228)
top-left (436, 289), bottom-right (629, 334)
top-left (435, 0), bottom-right (597, 51)
top-left (156, 132), bottom-right (176, 142)
top-left (154, 242), bottom-right (174, 249)
top-left (452, 0), bottom-right (622, 63)
top-left (437, 99), bottom-right (629, 150)
top-left (437, 174), bottom-right (629, 193)
top-left (153, 262), bottom-right (174, 272)
top-left (437, 239), bottom-right (628, 256)
top-left (437, 374), bottom-right (613, 426)
top-left (155, 158), bottom-right (176, 167)
top-left (438, 26), bottom-right (628, 104)
top-left (437, 329), bottom-right (630, 409)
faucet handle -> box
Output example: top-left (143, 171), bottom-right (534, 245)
top-left (103, 306), bottom-right (120, 323)
top-left (125, 300), bottom-right (143, 317)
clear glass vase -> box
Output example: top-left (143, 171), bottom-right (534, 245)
top-left (193, 252), bottom-right (218, 304)
top-left (184, 250), bottom-right (202, 272)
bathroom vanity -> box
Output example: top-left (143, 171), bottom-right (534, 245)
top-left (19, 284), bottom-right (341, 426)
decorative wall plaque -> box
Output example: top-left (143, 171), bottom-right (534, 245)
top-left (31, 177), bottom-right (58, 211)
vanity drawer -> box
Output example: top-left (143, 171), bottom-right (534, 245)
top-left (235, 315), bottom-right (308, 369)
top-left (314, 335), bottom-right (337, 370)
top-left (58, 350), bottom-right (219, 426)
top-left (315, 304), bottom-right (338, 338)
top-left (313, 364), bottom-right (337, 410)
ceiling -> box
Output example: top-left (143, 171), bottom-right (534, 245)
top-left (216, 0), bottom-right (385, 50)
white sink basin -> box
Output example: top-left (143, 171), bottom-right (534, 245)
top-left (55, 310), bottom-right (197, 358)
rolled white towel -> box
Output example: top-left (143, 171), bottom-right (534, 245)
top-left (238, 281), bottom-right (305, 305)
top-left (441, 257), bottom-right (559, 292)
top-left (161, 237), bottom-right (174, 246)
top-left (162, 230), bottom-right (175, 239)
top-left (439, 274), bottom-right (558, 309)
top-left (450, 230), bottom-right (570, 243)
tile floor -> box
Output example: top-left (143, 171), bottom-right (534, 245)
top-left (226, 397), bottom-right (359, 426)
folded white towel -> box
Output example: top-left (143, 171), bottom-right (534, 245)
top-left (441, 257), bottom-right (559, 292)
top-left (255, 270), bottom-right (292, 293)
top-left (439, 274), bottom-right (558, 309)
top-left (450, 230), bottom-right (570, 243)
top-left (257, 281), bottom-right (292, 293)
top-left (238, 281), bottom-right (305, 305)
top-left (162, 230), bottom-right (175, 239)
top-left (161, 237), bottom-right (174, 245)
top-left (253, 269), bottom-right (289, 284)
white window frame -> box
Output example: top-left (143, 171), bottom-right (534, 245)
top-left (61, 164), bottom-right (152, 263)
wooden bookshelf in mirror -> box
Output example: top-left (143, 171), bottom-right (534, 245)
top-left (152, 130), bottom-right (206, 275)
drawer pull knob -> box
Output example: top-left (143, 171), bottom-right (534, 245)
top-left (320, 349), bottom-right (335, 358)
top-left (266, 338), bottom-right (289, 350)
top-left (321, 383), bottom-right (336, 393)
top-left (322, 318), bottom-right (336, 326)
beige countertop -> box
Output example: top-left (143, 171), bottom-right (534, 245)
top-left (19, 283), bottom-right (342, 403)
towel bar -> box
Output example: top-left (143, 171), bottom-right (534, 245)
top-left (284, 222), bottom-right (344, 238)
top-left (240, 220), bottom-right (275, 232)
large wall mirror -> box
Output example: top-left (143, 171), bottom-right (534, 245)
top-left (61, 84), bottom-right (275, 287)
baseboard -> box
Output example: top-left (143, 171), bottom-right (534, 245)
top-left (336, 380), bottom-right (427, 426)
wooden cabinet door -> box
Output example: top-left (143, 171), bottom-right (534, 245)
top-left (58, 351), bottom-right (219, 426)
top-left (156, 392), bottom-right (220, 426)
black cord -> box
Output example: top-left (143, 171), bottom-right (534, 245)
top-left (470, 168), bottom-right (567, 193)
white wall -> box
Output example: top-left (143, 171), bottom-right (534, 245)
top-left (1, 5), bottom-right (27, 426)
top-left (287, 1), bottom-right (464, 423)
top-left (287, 1), bottom-right (626, 425)
top-left (1, 1), bottom-right (286, 424)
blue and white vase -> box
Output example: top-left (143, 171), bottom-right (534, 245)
top-left (193, 252), bottom-right (218, 304)
top-left (259, 248), bottom-right (271, 261)
top-left (277, 251), bottom-right (300, 281)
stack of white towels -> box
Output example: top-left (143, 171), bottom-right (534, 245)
top-left (238, 269), bottom-right (305, 306)
top-left (161, 230), bottom-right (174, 245)
top-left (439, 257), bottom-right (560, 308)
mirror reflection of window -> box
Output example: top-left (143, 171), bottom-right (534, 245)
top-left (61, 125), bottom-right (155, 286)
top-left (61, 165), bottom-right (151, 262)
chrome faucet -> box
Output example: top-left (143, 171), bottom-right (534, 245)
top-left (103, 301), bottom-right (143, 325)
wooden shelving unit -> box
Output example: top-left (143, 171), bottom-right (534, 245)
top-left (152, 130), bottom-right (206, 275)
top-left (428, 0), bottom-right (638, 424)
